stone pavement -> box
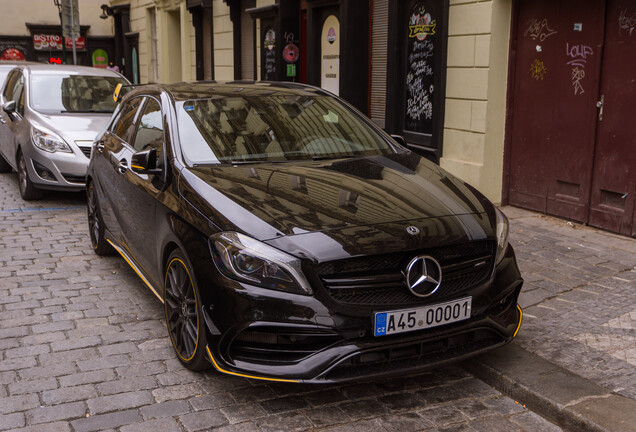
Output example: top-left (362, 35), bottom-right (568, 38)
top-left (503, 206), bottom-right (636, 401)
top-left (465, 206), bottom-right (636, 432)
top-left (0, 167), bottom-right (631, 432)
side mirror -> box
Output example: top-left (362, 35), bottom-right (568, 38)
top-left (131, 148), bottom-right (162, 175)
top-left (3, 101), bottom-right (16, 119)
top-left (390, 134), bottom-right (407, 147)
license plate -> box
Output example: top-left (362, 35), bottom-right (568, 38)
top-left (374, 297), bottom-right (472, 336)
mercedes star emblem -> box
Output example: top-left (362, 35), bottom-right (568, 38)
top-left (405, 255), bottom-right (442, 297)
top-left (406, 226), bottom-right (420, 235)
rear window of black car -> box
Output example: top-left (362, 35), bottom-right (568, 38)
top-left (176, 95), bottom-right (395, 164)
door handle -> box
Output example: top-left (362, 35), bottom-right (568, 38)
top-left (596, 95), bottom-right (604, 121)
top-left (118, 160), bottom-right (128, 174)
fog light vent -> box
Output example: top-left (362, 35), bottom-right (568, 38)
top-left (32, 160), bottom-right (55, 181)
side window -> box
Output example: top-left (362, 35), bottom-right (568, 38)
top-left (131, 98), bottom-right (164, 168)
top-left (2, 71), bottom-right (21, 102)
top-left (112, 97), bottom-right (143, 143)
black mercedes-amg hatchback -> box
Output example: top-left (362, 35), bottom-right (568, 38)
top-left (86, 82), bottom-right (523, 383)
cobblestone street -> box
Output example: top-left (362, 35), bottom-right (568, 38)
top-left (506, 207), bottom-right (636, 400)
top-left (1, 169), bottom-right (634, 431)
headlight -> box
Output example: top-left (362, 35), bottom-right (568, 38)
top-left (31, 127), bottom-right (72, 153)
top-left (495, 207), bottom-right (509, 265)
top-left (210, 231), bottom-right (313, 295)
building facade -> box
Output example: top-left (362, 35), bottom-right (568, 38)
top-left (3, 0), bottom-right (631, 236)
top-left (0, 0), bottom-right (115, 68)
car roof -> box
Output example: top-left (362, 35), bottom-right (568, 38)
top-left (126, 81), bottom-right (332, 102)
top-left (24, 64), bottom-right (124, 77)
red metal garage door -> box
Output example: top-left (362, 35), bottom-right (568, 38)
top-left (507, 0), bottom-right (635, 237)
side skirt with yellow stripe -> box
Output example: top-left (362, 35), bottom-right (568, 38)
top-left (107, 239), bottom-right (164, 304)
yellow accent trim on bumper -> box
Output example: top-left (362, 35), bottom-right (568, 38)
top-left (130, 165), bottom-right (145, 170)
top-left (513, 304), bottom-right (523, 337)
top-left (107, 239), bottom-right (164, 304)
top-left (205, 346), bottom-right (300, 383)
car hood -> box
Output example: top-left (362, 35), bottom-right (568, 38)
top-left (32, 112), bottom-right (112, 144)
top-left (178, 152), bottom-right (495, 243)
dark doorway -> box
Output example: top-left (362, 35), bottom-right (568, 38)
top-left (386, 0), bottom-right (448, 162)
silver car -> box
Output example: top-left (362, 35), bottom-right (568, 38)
top-left (0, 64), bottom-right (129, 200)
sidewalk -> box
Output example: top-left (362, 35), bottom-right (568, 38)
top-left (466, 206), bottom-right (636, 432)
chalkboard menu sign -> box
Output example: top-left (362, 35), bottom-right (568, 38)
top-left (263, 26), bottom-right (276, 80)
top-left (404, 1), bottom-right (438, 134)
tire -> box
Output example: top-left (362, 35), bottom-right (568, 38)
top-left (17, 151), bottom-right (43, 200)
top-left (0, 153), bottom-right (11, 173)
top-left (86, 182), bottom-right (115, 255)
top-left (164, 249), bottom-right (210, 371)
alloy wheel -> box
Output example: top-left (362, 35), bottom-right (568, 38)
top-left (165, 258), bottom-right (199, 361)
top-left (87, 186), bottom-right (100, 247)
top-left (18, 154), bottom-right (27, 196)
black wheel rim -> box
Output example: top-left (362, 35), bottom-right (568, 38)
top-left (87, 186), bottom-right (100, 248)
top-left (18, 154), bottom-right (27, 195)
top-left (165, 259), bottom-right (199, 361)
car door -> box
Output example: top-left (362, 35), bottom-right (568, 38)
top-left (115, 96), bottom-right (165, 285)
top-left (0, 70), bottom-right (21, 166)
top-left (95, 96), bottom-right (144, 244)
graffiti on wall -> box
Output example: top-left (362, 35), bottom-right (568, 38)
top-left (566, 43), bottom-right (593, 95)
top-left (524, 18), bottom-right (558, 41)
top-left (530, 59), bottom-right (548, 80)
top-left (619, 9), bottom-right (636, 37)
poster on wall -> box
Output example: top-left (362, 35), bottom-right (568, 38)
top-left (321, 15), bottom-right (340, 96)
top-left (404, 1), bottom-right (438, 134)
top-left (263, 27), bottom-right (276, 80)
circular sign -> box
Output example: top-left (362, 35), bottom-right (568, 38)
top-left (283, 43), bottom-right (299, 63)
top-left (0, 48), bottom-right (25, 61)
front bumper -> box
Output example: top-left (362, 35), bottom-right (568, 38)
top-left (23, 141), bottom-right (90, 191)
top-left (199, 247), bottom-right (523, 383)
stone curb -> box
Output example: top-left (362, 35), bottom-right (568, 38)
top-left (462, 344), bottom-right (636, 432)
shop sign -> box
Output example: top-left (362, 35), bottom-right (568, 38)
top-left (263, 27), bottom-right (276, 80)
top-left (33, 34), bottom-right (85, 51)
top-left (33, 34), bottom-right (63, 50)
top-left (65, 36), bottom-right (85, 50)
top-left (321, 15), bottom-right (340, 96)
top-left (286, 63), bottom-right (296, 77)
top-left (404, 2), bottom-right (437, 134)
top-left (283, 43), bottom-right (299, 63)
top-left (0, 48), bottom-right (26, 61)
top-left (92, 48), bottom-right (108, 68)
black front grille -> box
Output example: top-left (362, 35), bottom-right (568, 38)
top-left (61, 173), bottom-right (86, 184)
top-left (318, 241), bottom-right (494, 306)
top-left (325, 328), bottom-right (503, 381)
top-left (78, 146), bottom-right (92, 158)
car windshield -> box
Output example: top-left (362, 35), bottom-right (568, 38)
top-left (176, 95), bottom-right (395, 164)
top-left (30, 74), bottom-right (127, 113)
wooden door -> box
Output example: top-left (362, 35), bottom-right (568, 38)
top-left (507, 0), bottom-right (605, 223)
top-left (588, 0), bottom-right (636, 235)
